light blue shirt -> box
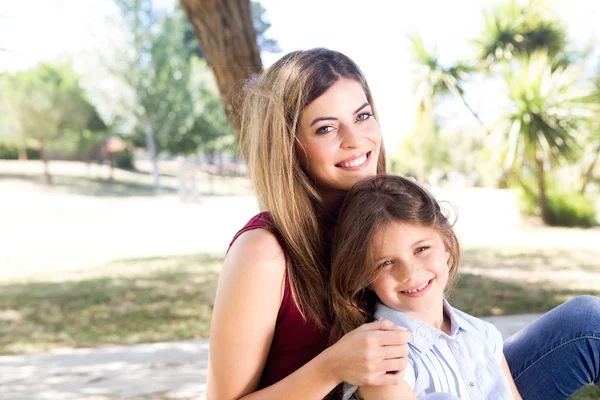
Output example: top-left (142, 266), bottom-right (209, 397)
top-left (344, 299), bottom-right (513, 399)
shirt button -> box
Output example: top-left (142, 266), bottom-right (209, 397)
top-left (469, 382), bottom-right (475, 387)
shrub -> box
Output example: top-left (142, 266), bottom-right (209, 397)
top-left (0, 143), bottom-right (40, 160)
top-left (112, 149), bottom-right (135, 170)
top-left (517, 177), bottom-right (597, 227)
top-left (545, 189), bottom-right (597, 227)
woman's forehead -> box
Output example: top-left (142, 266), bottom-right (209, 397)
top-left (300, 79), bottom-right (368, 122)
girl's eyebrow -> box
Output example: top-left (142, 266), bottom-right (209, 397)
top-left (373, 237), bottom-right (435, 262)
top-left (308, 102), bottom-right (371, 127)
top-left (410, 238), bottom-right (435, 247)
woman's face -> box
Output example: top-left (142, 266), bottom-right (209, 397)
top-left (297, 78), bottom-right (381, 202)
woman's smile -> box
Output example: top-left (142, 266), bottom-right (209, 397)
top-left (335, 151), bottom-right (371, 170)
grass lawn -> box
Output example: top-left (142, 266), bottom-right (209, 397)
top-left (1, 246), bottom-right (599, 398)
top-left (0, 253), bottom-right (223, 354)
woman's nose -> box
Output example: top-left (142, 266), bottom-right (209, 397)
top-left (340, 124), bottom-right (364, 149)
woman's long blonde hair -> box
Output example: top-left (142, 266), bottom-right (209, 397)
top-left (330, 175), bottom-right (460, 344)
top-left (238, 48), bottom-right (386, 329)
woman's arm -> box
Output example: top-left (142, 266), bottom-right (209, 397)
top-left (208, 229), bottom-right (412, 400)
top-left (207, 228), bottom-right (287, 399)
top-left (501, 354), bottom-right (522, 400)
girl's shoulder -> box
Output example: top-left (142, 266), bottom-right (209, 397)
top-left (451, 307), bottom-right (497, 336)
top-left (451, 306), bottom-right (504, 360)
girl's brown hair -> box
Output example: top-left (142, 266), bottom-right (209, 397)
top-left (238, 48), bottom-right (386, 330)
top-left (330, 175), bottom-right (460, 344)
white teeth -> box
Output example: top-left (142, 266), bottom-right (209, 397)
top-left (339, 154), bottom-right (367, 168)
top-left (404, 280), bottom-right (430, 293)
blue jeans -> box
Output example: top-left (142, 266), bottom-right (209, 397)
top-left (504, 296), bottom-right (600, 399)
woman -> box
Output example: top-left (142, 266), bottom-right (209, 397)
top-left (207, 48), bottom-right (600, 400)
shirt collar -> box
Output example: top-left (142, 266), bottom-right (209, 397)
top-left (374, 298), bottom-right (472, 353)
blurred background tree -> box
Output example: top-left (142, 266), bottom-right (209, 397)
top-left (391, 0), bottom-right (600, 227)
top-left (0, 62), bottom-right (106, 183)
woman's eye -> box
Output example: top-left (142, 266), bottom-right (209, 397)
top-left (377, 260), bottom-right (393, 269)
top-left (415, 246), bottom-right (429, 254)
top-left (316, 125), bottom-right (333, 134)
top-left (356, 112), bottom-right (373, 121)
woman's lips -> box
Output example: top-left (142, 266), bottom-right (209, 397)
top-left (336, 151), bottom-right (370, 170)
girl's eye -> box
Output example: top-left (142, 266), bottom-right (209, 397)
top-left (316, 125), bottom-right (334, 135)
top-left (356, 112), bottom-right (373, 121)
top-left (377, 259), bottom-right (394, 269)
top-left (415, 246), bottom-right (429, 254)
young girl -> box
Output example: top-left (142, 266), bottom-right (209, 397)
top-left (330, 175), bottom-right (522, 400)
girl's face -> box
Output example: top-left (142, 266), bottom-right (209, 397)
top-left (297, 78), bottom-right (381, 204)
top-left (369, 222), bottom-right (450, 324)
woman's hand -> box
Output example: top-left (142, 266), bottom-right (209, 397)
top-left (324, 319), bottom-right (412, 387)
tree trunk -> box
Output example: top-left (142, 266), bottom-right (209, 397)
top-left (179, 0), bottom-right (262, 135)
top-left (536, 152), bottom-right (549, 224)
top-left (39, 137), bottom-right (52, 184)
top-left (456, 89), bottom-right (491, 136)
top-left (143, 120), bottom-right (161, 191)
top-left (109, 155), bottom-right (115, 181)
top-left (18, 141), bottom-right (27, 161)
top-left (414, 105), bottom-right (427, 183)
top-left (580, 145), bottom-right (599, 193)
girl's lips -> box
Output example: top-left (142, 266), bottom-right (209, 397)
top-left (399, 279), bottom-right (433, 298)
top-left (335, 151), bottom-right (371, 170)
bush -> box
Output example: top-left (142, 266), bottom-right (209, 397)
top-left (545, 190), bottom-right (597, 228)
top-left (0, 143), bottom-right (40, 160)
top-left (112, 149), bottom-right (135, 170)
top-left (517, 178), bottom-right (597, 228)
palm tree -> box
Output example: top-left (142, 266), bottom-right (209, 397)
top-left (409, 34), bottom-right (486, 131)
top-left (498, 52), bottom-right (597, 223)
top-left (408, 34), bottom-right (489, 181)
top-left (580, 72), bottom-right (600, 192)
top-left (179, 0), bottom-right (262, 134)
top-left (474, 0), bottom-right (567, 66)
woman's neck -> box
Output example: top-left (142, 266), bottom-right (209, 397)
top-left (319, 187), bottom-right (348, 213)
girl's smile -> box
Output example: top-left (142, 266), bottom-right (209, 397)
top-left (399, 278), bottom-right (433, 297)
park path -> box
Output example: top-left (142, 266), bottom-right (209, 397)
top-left (0, 314), bottom-right (542, 400)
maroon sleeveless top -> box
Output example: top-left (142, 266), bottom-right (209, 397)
top-left (228, 212), bottom-right (330, 389)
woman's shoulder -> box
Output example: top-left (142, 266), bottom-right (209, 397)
top-left (228, 211), bottom-right (275, 246)
top-left (226, 211), bottom-right (286, 273)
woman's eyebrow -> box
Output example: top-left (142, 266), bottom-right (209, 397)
top-left (309, 116), bottom-right (337, 127)
top-left (308, 102), bottom-right (371, 127)
top-left (353, 102), bottom-right (370, 114)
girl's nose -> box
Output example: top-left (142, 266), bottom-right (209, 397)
top-left (396, 262), bottom-right (419, 282)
